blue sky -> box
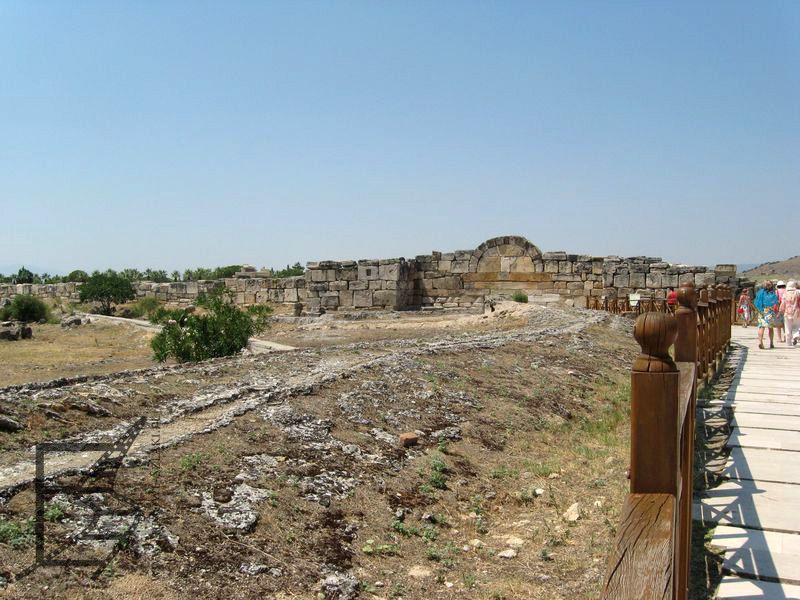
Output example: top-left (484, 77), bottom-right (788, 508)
top-left (1, 1), bottom-right (798, 275)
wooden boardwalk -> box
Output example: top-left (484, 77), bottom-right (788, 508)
top-left (696, 326), bottom-right (800, 599)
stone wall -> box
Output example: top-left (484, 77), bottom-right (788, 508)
top-left (0, 235), bottom-right (740, 313)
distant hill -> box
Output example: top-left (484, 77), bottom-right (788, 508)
top-left (742, 256), bottom-right (800, 282)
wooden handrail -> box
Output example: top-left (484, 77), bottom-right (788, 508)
top-left (601, 493), bottom-right (675, 600)
top-left (601, 281), bottom-right (728, 600)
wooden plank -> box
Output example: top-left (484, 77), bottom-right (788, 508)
top-left (631, 371), bottom-right (680, 493)
top-left (601, 493), bottom-right (675, 600)
top-left (676, 363), bottom-right (695, 431)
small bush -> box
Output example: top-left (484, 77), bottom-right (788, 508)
top-left (127, 296), bottom-right (161, 319)
top-left (0, 518), bottom-right (34, 547)
top-left (5, 294), bottom-right (49, 322)
top-left (79, 271), bottom-right (136, 315)
top-left (512, 291), bottom-right (528, 303)
top-left (150, 289), bottom-right (272, 362)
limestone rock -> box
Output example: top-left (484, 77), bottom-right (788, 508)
top-left (563, 502), bottom-right (581, 522)
top-left (498, 548), bottom-right (517, 559)
top-left (0, 326), bottom-right (20, 341)
top-left (61, 315), bottom-right (82, 328)
top-left (408, 565), bottom-right (432, 578)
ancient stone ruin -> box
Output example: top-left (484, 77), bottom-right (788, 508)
top-left (0, 235), bottom-right (739, 314)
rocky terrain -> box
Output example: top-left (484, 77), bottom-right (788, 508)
top-left (0, 303), bottom-right (637, 599)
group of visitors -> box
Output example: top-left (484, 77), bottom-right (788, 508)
top-left (740, 280), bottom-right (800, 349)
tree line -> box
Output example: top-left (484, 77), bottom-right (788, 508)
top-left (0, 263), bottom-right (305, 285)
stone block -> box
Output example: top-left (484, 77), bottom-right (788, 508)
top-left (321, 293), bottom-right (340, 310)
top-left (679, 272), bottom-right (695, 285)
top-left (369, 280), bottom-right (383, 290)
top-left (451, 260), bottom-right (470, 273)
top-left (695, 272), bottom-right (716, 286)
top-left (349, 280), bottom-right (368, 290)
top-left (476, 257), bottom-right (501, 273)
top-left (329, 280), bottom-right (349, 291)
top-left (373, 290), bottom-right (397, 307)
top-left (542, 252), bottom-right (567, 260)
top-left (358, 265), bottom-right (380, 280)
top-left (646, 272), bottom-right (662, 288)
top-left (340, 268), bottom-right (358, 281)
top-left (432, 276), bottom-right (462, 290)
top-left (353, 290), bottom-right (373, 308)
top-left (629, 272), bottom-right (646, 288)
top-left (544, 261), bottom-right (559, 273)
top-left (662, 273), bottom-right (678, 288)
top-left (310, 269), bottom-right (326, 282)
top-left (379, 263), bottom-right (400, 280)
top-left (558, 261), bottom-right (573, 274)
top-left (613, 274), bottom-right (629, 287)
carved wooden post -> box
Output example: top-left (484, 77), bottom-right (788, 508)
top-left (722, 285), bottom-right (731, 347)
top-left (715, 284), bottom-right (725, 366)
top-left (698, 286), bottom-right (709, 385)
top-left (630, 312), bottom-right (680, 494)
top-left (674, 282), bottom-right (698, 600)
top-left (707, 286), bottom-right (718, 375)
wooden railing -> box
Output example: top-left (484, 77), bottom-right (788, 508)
top-left (588, 295), bottom-right (673, 315)
top-left (600, 282), bottom-right (731, 600)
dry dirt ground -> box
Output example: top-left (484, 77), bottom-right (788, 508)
top-left (0, 303), bottom-right (637, 599)
top-left (0, 321), bottom-right (155, 387)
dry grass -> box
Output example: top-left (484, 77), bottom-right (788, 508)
top-left (0, 322), bottom-right (155, 386)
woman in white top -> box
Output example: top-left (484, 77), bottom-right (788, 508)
top-left (778, 281), bottom-right (800, 347)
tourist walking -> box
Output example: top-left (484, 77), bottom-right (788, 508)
top-left (754, 281), bottom-right (779, 349)
top-left (666, 287), bottom-right (678, 310)
top-left (737, 289), bottom-right (752, 327)
top-left (779, 281), bottom-right (800, 347)
top-left (776, 281), bottom-right (787, 343)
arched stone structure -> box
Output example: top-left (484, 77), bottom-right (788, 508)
top-left (468, 236), bottom-right (542, 274)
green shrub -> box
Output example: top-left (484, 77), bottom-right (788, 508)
top-left (273, 262), bottom-right (305, 278)
top-left (66, 270), bottom-right (89, 283)
top-left (127, 296), bottom-right (162, 319)
top-left (0, 518), bottom-right (34, 547)
top-left (512, 291), bottom-right (529, 303)
top-left (5, 294), bottom-right (49, 322)
top-left (150, 290), bottom-right (272, 362)
top-left (79, 271), bottom-right (136, 315)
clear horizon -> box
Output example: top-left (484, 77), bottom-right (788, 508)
top-left (1, 1), bottom-right (798, 274)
